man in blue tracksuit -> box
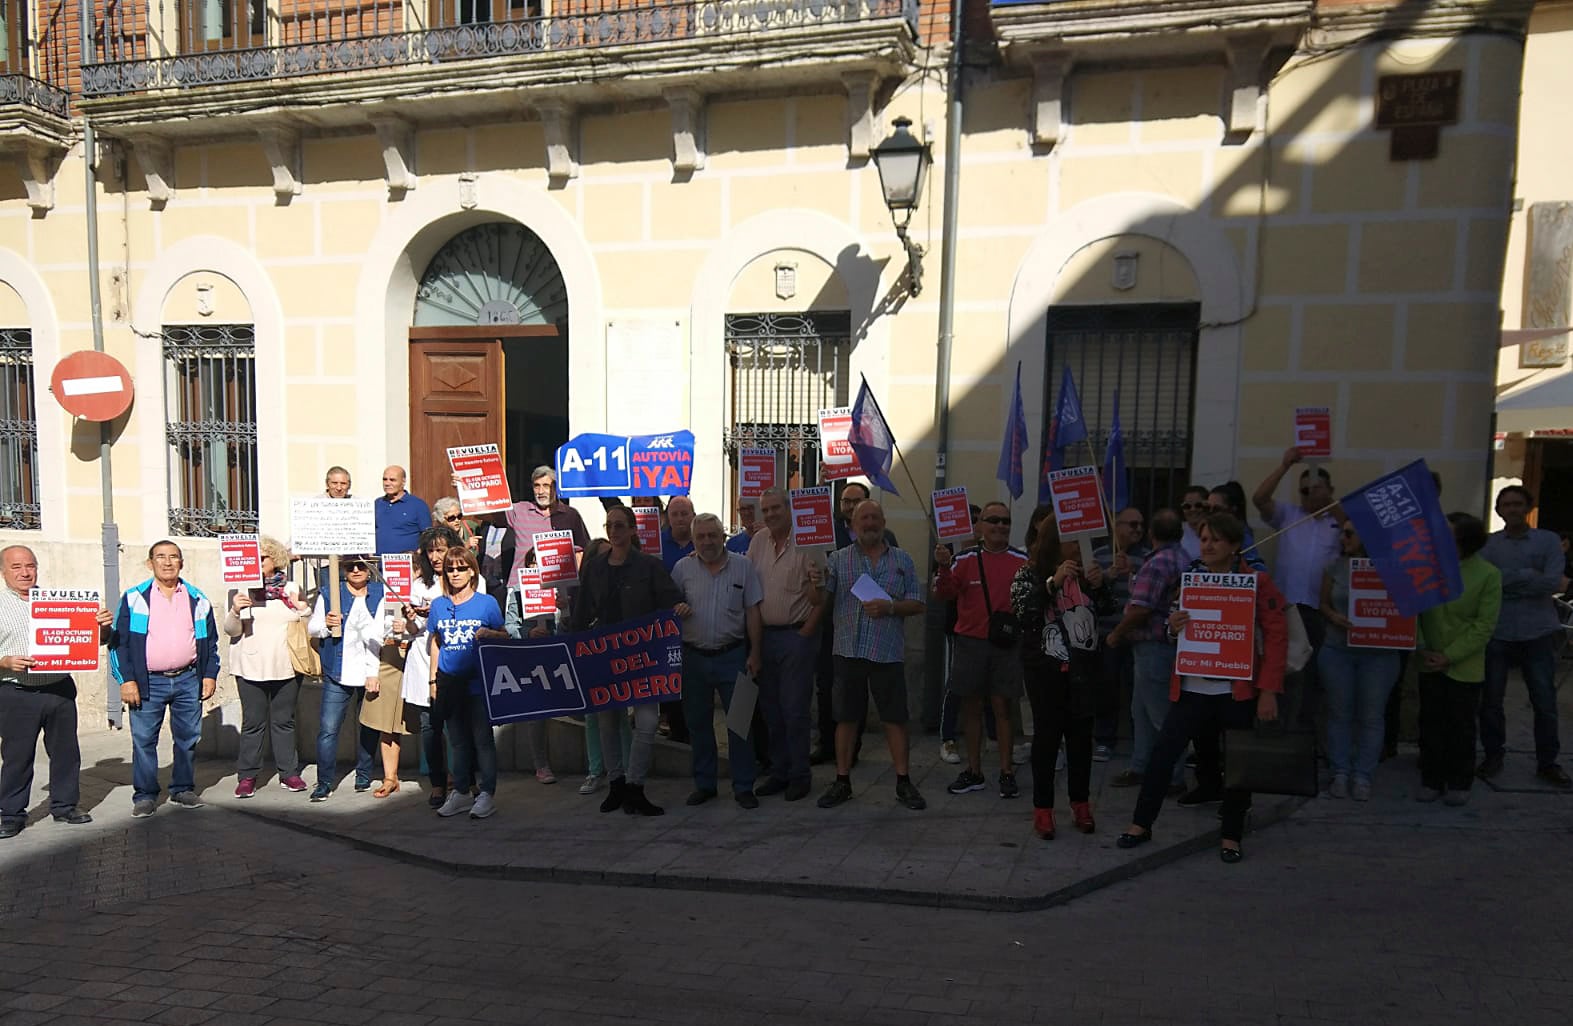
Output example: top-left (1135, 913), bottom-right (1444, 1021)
top-left (111, 540), bottom-right (220, 817)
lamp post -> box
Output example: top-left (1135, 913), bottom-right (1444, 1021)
top-left (870, 116), bottom-right (932, 297)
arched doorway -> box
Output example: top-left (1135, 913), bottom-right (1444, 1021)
top-left (408, 222), bottom-right (569, 502)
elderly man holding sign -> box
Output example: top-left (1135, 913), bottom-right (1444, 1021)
top-left (0, 546), bottom-right (112, 837)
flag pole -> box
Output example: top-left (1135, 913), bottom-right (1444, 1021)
top-left (1084, 436), bottom-right (1121, 561)
top-left (856, 374), bottom-right (937, 541)
top-left (1241, 500), bottom-right (1341, 555)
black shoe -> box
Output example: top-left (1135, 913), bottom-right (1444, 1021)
top-left (1116, 830), bottom-right (1152, 849)
top-left (999, 772), bottom-right (1020, 799)
top-left (1537, 764), bottom-right (1573, 789)
top-left (946, 769), bottom-right (986, 795)
top-left (622, 784), bottom-right (665, 816)
top-left (755, 778), bottom-right (789, 798)
top-left (353, 779), bottom-right (373, 793)
top-left (309, 784), bottom-right (331, 803)
top-left (809, 746), bottom-right (834, 766)
top-left (685, 788), bottom-right (717, 806)
top-left (1220, 845), bottom-right (1244, 864)
top-left (735, 791), bottom-right (759, 810)
top-left (784, 780), bottom-right (812, 802)
top-left (51, 809), bottom-right (92, 825)
top-left (599, 777), bottom-right (627, 814)
top-left (1177, 786), bottom-right (1222, 808)
top-left (1476, 753), bottom-right (1504, 780)
top-left (817, 779), bottom-right (853, 809)
top-left (895, 779), bottom-right (927, 811)
top-left (0, 819), bottom-right (21, 839)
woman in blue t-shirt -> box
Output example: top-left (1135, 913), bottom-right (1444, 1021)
top-left (426, 546), bottom-right (507, 820)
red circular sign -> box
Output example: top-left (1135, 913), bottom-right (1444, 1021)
top-left (50, 351), bottom-right (135, 422)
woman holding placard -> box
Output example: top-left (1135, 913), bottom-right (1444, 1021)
top-left (397, 525), bottom-right (477, 808)
top-left (1316, 524), bottom-right (1402, 801)
top-left (1117, 513), bottom-right (1288, 864)
top-left (1009, 516), bottom-right (1113, 840)
top-left (223, 536), bottom-right (310, 798)
top-left (427, 546), bottom-right (507, 820)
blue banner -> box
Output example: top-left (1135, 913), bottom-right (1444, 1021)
top-left (476, 610), bottom-right (684, 725)
top-left (554, 430), bottom-right (695, 498)
top-left (1339, 459), bottom-right (1462, 617)
top-left (849, 377), bottom-right (900, 495)
top-left (997, 362), bottom-right (1028, 500)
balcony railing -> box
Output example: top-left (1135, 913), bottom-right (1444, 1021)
top-left (0, 73), bottom-right (71, 118)
top-left (80, 0), bottom-right (921, 98)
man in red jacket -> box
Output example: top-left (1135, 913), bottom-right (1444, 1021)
top-left (933, 501), bottom-right (1029, 799)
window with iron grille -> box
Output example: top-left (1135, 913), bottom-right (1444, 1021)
top-left (723, 311), bottom-right (851, 521)
top-left (1044, 304), bottom-right (1200, 514)
top-left (164, 324), bottom-right (259, 537)
top-left (0, 328), bottom-right (40, 531)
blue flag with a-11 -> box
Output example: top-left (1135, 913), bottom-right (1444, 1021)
top-left (1339, 459), bottom-right (1461, 617)
top-left (555, 430), bottom-right (695, 498)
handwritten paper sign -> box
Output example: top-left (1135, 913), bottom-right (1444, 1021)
top-left (790, 486), bottom-right (834, 547)
top-left (818, 407), bottom-right (857, 482)
top-left (534, 530), bottom-right (578, 588)
top-left (633, 506), bottom-right (663, 557)
top-left (738, 447), bottom-right (777, 500)
top-left (291, 497), bottom-right (377, 555)
top-left (448, 443), bottom-right (512, 515)
top-left (516, 567), bottom-right (557, 618)
top-left (218, 534), bottom-right (262, 587)
top-left (1347, 557), bottom-right (1417, 649)
top-left (1294, 407), bottom-right (1332, 460)
top-left (932, 487), bottom-right (974, 542)
top-left (1175, 572), bottom-right (1257, 681)
top-left (1047, 466), bottom-right (1108, 539)
top-left (381, 554), bottom-right (414, 604)
top-left (27, 589), bottom-right (102, 673)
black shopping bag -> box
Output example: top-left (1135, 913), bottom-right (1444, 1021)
top-left (1223, 725), bottom-right (1318, 797)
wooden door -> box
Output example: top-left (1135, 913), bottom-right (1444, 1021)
top-left (409, 338), bottom-right (505, 505)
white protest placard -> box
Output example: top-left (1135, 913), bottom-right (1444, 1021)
top-left (290, 497), bottom-right (376, 555)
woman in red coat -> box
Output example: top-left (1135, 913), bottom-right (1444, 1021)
top-left (1116, 512), bottom-right (1288, 863)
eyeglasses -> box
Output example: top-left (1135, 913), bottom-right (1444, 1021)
top-left (1180, 502), bottom-right (1207, 512)
top-left (604, 521), bottom-right (631, 531)
top-left (1300, 487), bottom-right (1313, 496)
top-left (1341, 529), bottom-right (1357, 538)
top-left (981, 516), bottom-right (1011, 526)
top-left (342, 562), bottom-right (370, 572)
top-left (444, 566), bottom-right (474, 575)
top-left (1118, 520), bottom-right (1144, 529)
top-left (443, 514), bottom-right (462, 523)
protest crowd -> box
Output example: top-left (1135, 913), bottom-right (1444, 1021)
top-left (2, 417), bottom-right (1567, 865)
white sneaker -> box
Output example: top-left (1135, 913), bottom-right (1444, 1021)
top-left (437, 791), bottom-right (474, 818)
top-left (470, 792), bottom-right (496, 819)
top-left (940, 741), bottom-right (961, 765)
top-left (535, 767), bottom-right (557, 785)
top-left (1013, 741), bottom-right (1031, 766)
top-left (1325, 774), bottom-right (1349, 800)
top-left (579, 773), bottom-right (603, 795)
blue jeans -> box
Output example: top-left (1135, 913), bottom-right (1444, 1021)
top-left (130, 668), bottom-right (203, 804)
top-left (1481, 634), bottom-right (1562, 767)
top-left (682, 646), bottom-right (755, 793)
top-left (758, 629), bottom-right (816, 785)
top-left (584, 712), bottom-right (632, 777)
top-left (1318, 642), bottom-right (1400, 782)
top-left (435, 676), bottom-right (497, 795)
top-left (1129, 640), bottom-right (1183, 784)
top-left (316, 680), bottom-right (377, 789)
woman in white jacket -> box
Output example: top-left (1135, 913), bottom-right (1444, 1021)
top-left (223, 536), bottom-right (310, 798)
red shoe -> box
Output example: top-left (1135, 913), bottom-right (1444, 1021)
top-left (234, 778), bottom-right (256, 799)
top-left (1033, 808), bottom-right (1055, 840)
top-left (280, 775), bottom-right (308, 792)
top-left (1071, 801), bottom-right (1095, 834)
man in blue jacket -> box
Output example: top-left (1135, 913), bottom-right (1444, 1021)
top-left (111, 541), bottom-right (220, 817)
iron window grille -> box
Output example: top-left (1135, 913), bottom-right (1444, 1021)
top-left (0, 328), bottom-right (40, 530)
top-left (163, 323), bottom-right (259, 537)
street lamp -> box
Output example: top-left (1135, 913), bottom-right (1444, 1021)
top-left (870, 116), bottom-right (932, 296)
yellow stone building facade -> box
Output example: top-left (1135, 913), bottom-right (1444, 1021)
top-left (0, 0), bottom-right (1535, 712)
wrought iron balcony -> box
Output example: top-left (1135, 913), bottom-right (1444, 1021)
top-left (80, 0), bottom-right (921, 98)
top-left (0, 73), bottom-right (71, 119)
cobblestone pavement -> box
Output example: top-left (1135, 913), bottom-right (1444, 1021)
top-left (0, 683), bottom-right (1569, 1025)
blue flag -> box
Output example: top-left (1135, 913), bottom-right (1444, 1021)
top-left (1102, 387), bottom-right (1129, 512)
top-left (848, 377), bottom-right (900, 495)
top-left (997, 362), bottom-right (1029, 500)
top-left (1039, 364), bottom-right (1088, 503)
top-left (1338, 459), bottom-right (1462, 617)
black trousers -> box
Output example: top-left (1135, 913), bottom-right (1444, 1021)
top-left (236, 676), bottom-right (302, 780)
top-left (0, 679), bottom-right (80, 821)
top-left (1418, 672), bottom-right (1480, 792)
top-left (1134, 690), bottom-right (1256, 842)
top-left (1023, 667), bottom-right (1092, 809)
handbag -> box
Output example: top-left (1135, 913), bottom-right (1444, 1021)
top-left (285, 615), bottom-right (321, 678)
top-left (1283, 605), bottom-right (1312, 673)
top-left (1223, 723), bottom-right (1317, 797)
top-left (974, 551), bottom-right (1021, 650)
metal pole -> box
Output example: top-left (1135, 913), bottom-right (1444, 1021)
top-left (84, 117), bottom-right (124, 730)
top-left (923, 0), bottom-right (967, 732)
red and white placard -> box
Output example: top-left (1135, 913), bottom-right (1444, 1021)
top-left (790, 486), bottom-right (835, 547)
top-left (218, 534), bottom-right (263, 587)
top-left (380, 554), bottom-right (415, 604)
top-left (932, 487), bottom-right (974, 542)
top-left (818, 407), bottom-right (857, 482)
top-left (516, 567), bottom-right (557, 618)
top-left (533, 530), bottom-right (578, 588)
top-left (27, 588), bottom-right (102, 673)
top-left (1175, 572), bottom-right (1257, 681)
top-left (1347, 557), bottom-right (1417, 649)
top-left (632, 506), bottom-right (663, 556)
top-left (1294, 407), bottom-right (1332, 460)
top-left (738, 448), bottom-right (777, 500)
top-left (448, 443), bottom-right (512, 515)
top-left (1047, 466), bottom-right (1108, 539)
